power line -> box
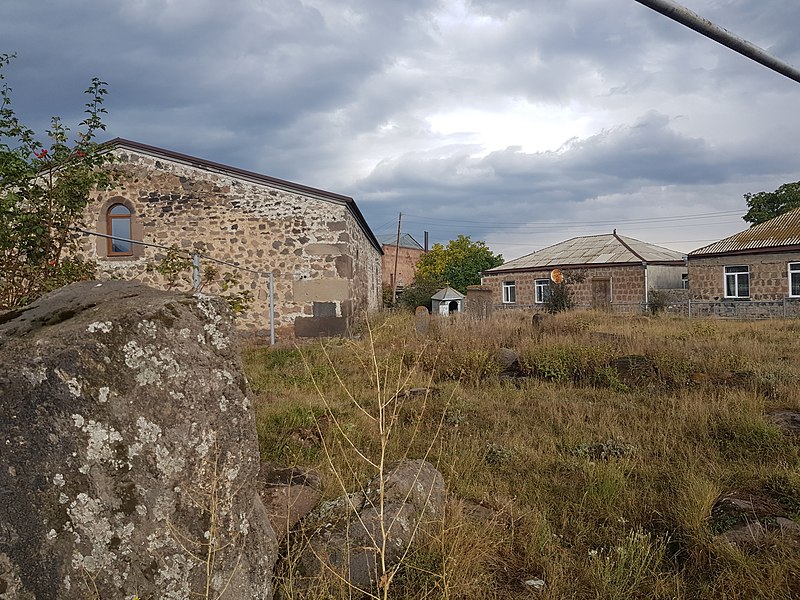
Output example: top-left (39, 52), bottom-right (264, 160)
top-left (633, 0), bottom-right (800, 84)
top-left (400, 209), bottom-right (743, 227)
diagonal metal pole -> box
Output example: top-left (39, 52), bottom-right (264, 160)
top-left (633, 0), bottom-right (800, 84)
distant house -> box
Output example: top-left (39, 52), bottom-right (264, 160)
top-left (79, 138), bottom-right (382, 339)
top-left (688, 206), bottom-right (800, 301)
top-left (377, 233), bottom-right (424, 293)
top-left (481, 232), bottom-right (686, 310)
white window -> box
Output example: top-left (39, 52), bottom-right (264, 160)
top-left (725, 265), bottom-right (749, 298)
top-left (535, 279), bottom-right (551, 303)
top-left (502, 281), bottom-right (516, 303)
top-left (789, 262), bottom-right (800, 297)
top-left (681, 273), bottom-right (689, 290)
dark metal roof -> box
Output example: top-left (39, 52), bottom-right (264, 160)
top-left (103, 138), bottom-right (383, 254)
top-left (484, 233), bottom-right (685, 274)
top-left (690, 206), bottom-right (800, 257)
top-left (376, 233), bottom-right (424, 250)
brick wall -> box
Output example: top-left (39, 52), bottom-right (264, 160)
top-left (381, 245), bottom-right (424, 290)
top-left (688, 252), bottom-right (800, 300)
top-left (482, 265), bottom-right (652, 308)
top-left (79, 147), bottom-right (381, 339)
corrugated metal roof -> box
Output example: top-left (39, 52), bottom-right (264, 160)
top-left (484, 233), bottom-right (685, 273)
top-left (431, 286), bottom-right (465, 300)
top-left (690, 206), bottom-right (800, 256)
top-left (376, 233), bottom-right (424, 250)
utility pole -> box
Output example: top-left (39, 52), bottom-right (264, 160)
top-left (633, 0), bottom-right (800, 85)
top-left (392, 213), bottom-right (402, 304)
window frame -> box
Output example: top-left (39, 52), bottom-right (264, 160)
top-left (106, 203), bottom-right (133, 256)
top-left (502, 280), bottom-right (516, 304)
top-left (789, 262), bottom-right (800, 298)
top-left (534, 279), bottom-right (551, 304)
top-left (724, 265), bottom-right (750, 299)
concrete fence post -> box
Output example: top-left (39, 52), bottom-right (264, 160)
top-left (192, 253), bottom-right (200, 292)
top-left (269, 272), bottom-right (275, 346)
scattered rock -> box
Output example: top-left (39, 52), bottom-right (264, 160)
top-left (523, 577), bottom-right (545, 591)
top-left (461, 499), bottom-right (497, 522)
top-left (257, 463), bottom-right (322, 542)
top-left (402, 387), bottom-right (440, 398)
top-left (767, 410), bottom-right (800, 438)
top-left (0, 281), bottom-right (277, 599)
top-left (414, 306), bottom-right (430, 335)
top-left (712, 491), bottom-right (800, 547)
top-left (495, 347), bottom-right (521, 376)
top-left (608, 355), bottom-right (658, 387)
top-left (293, 459), bottom-right (446, 592)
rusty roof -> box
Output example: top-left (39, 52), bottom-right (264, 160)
top-left (690, 206), bottom-right (800, 256)
top-left (103, 138), bottom-right (383, 254)
top-left (484, 232), bottom-right (685, 273)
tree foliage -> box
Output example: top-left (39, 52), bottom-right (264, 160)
top-left (414, 235), bottom-right (503, 294)
top-left (743, 181), bottom-right (800, 226)
top-left (398, 272), bottom-right (444, 311)
top-left (0, 54), bottom-right (112, 310)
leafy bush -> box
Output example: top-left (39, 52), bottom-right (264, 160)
top-left (1, 53), bottom-right (113, 309)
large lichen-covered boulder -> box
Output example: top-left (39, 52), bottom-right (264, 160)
top-left (0, 281), bottom-right (277, 599)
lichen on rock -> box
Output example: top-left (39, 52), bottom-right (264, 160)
top-left (0, 281), bottom-right (277, 599)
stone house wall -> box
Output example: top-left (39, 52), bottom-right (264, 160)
top-left (381, 245), bottom-right (424, 290)
top-left (482, 264), bottom-right (684, 309)
top-left (78, 143), bottom-right (381, 339)
top-left (688, 251), bottom-right (800, 300)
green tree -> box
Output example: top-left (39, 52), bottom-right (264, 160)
top-left (742, 181), bottom-right (800, 226)
top-left (414, 235), bottom-right (503, 294)
top-left (398, 272), bottom-right (445, 311)
top-left (0, 54), bottom-right (112, 310)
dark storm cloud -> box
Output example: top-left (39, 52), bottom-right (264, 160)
top-left (1, 0), bottom-right (799, 256)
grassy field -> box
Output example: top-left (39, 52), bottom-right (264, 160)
top-left (242, 311), bottom-right (800, 599)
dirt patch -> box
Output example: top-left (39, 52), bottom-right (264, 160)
top-left (767, 410), bottom-right (800, 438)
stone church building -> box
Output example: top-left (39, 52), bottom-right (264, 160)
top-left (79, 139), bottom-right (382, 339)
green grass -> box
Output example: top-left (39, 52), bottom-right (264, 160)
top-left (242, 310), bottom-right (800, 599)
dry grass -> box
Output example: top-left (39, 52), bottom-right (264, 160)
top-left (242, 310), bottom-right (800, 599)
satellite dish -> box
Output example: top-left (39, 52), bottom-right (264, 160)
top-left (550, 269), bottom-right (564, 284)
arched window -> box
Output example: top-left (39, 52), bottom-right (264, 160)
top-left (107, 204), bottom-right (133, 255)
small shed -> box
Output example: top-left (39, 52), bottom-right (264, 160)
top-left (431, 286), bottom-right (465, 315)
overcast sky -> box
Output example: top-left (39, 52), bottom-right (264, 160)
top-left (2, 0), bottom-right (798, 259)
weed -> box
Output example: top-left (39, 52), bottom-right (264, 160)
top-left (588, 528), bottom-right (669, 600)
top-left (242, 311), bottom-right (800, 599)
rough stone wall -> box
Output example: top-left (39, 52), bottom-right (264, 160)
top-left (688, 252), bottom-right (800, 300)
top-left (466, 285), bottom-right (494, 318)
top-left (482, 265), bottom-right (648, 307)
top-left (78, 148), bottom-right (381, 339)
top-left (381, 245), bottom-right (424, 290)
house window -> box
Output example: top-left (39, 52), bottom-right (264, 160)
top-left (502, 281), bottom-right (516, 303)
top-left (724, 265), bottom-right (749, 298)
top-left (789, 262), bottom-right (800, 297)
top-left (535, 279), bottom-right (551, 303)
top-left (107, 204), bottom-right (133, 255)
top-left (681, 273), bottom-right (689, 290)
